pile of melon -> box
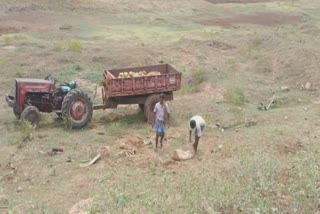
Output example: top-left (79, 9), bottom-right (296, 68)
top-left (117, 71), bottom-right (161, 78)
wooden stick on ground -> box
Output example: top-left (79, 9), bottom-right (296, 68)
top-left (266, 95), bottom-right (276, 110)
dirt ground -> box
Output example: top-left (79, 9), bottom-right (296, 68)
top-left (1, 0), bottom-right (320, 213)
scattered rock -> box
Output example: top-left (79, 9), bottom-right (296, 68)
top-left (172, 149), bottom-right (194, 161)
top-left (16, 186), bottom-right (23, 193)
top-left (218, 145), bottom-right (223, 150)
top-left (119, 143), bottom-right (126, 149)
top-left (66, 156), bottom-right (72, 162)
top-left (302, 107), bottom-right (308, 111)
top-left (0, 195), bottom-right (9, 208)
top-left (59, 25), bottom-right (72, 30)
top-left (52, 148), bottom-right (64, 153)
top-left (284, 116), bottom-right (288, 120)
top-left (143, 140), bottom-right (152, 145)
top-left (281, 86), bottom-right (290, 92)
top-left (69, 198), bottom-right (93, 214)
top-left (49, 168), bottom-right (56, 176)
top-left (305, 82), bottom-right (312, 90)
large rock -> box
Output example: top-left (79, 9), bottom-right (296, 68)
top-left (172, 149), bottom-right (194, 161)
top-left (69, 198), bottom-right (93, 214)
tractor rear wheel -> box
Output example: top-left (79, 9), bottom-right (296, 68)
top-left (144, 94), bottom-right (161, 123)
top-left (61, 89), bottom-right (93, 129)
top-left (20, 106), bottom-right (40, 127)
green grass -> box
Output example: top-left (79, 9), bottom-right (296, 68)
top-left (2, 34), bottom-right (28, 45)
top-left (224, 88), bottom-right (248, 106)
top-left (20, 120), bottom-right (35, 141)
top-left (67, 40), bottom-right (82, 52)
top-left (52, 42), bottom-right (63, 52)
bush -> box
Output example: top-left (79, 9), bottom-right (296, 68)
top-left (224, 88), bottom-right (248, 106)
top-left (191, 69), bottom-right (208, 85)
top-left (52, 42), bottom-right (63, 52)
top-left (20, 120), bottom-right (35, 140)
top-left (67, 40), bottom-right (82, 52)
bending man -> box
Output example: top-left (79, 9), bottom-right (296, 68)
top-left (189, 115), bottom-right (206, 153)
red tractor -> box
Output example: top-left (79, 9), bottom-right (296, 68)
top-left (5, 74), bottom-right (93, 129)
top-left (5, 64), bottom-right (181, 129)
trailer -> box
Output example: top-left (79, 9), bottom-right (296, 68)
top-left (5, 64), bottom-right (181, 128)
top-left (95, 64), bottom-right (182, 122)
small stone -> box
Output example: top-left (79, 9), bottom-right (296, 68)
top-left (49, 168), bottom-right (56, 176)
top-left (66, 156), bottom-right (72, 162)
top-left (281, 86), bottom-right (290, 92)
top-left (16, 186), bottom-right (23, 193)
top-left (284, 116), bottom-right (288, 120)
top-left (305, 82), bottom-right (312, 90)
top-left (218, 145), bottom-right (223, 150)
top-left (119, 143), bottom-right (126, 149)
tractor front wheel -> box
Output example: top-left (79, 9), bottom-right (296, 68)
top-left (61, 89), bottom-right (93, 129)
top-left (20, 106), bottom-right (40, 127)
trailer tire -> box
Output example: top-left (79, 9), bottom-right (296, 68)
top-left (61, 89), bottom-right (93, 129)
top-left (144, 94), bottom-right (161, 123)
top-left (20, 106), bottom-right (40, 127)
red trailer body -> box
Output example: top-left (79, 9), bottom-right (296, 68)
top-left (104, 64), bottom-right (181, 98)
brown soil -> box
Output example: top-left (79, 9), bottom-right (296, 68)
top-left (0, 15), bottom-right (59, 34)
top-left (205, 0), bottom-right (277, 3)
top-left (277, 141), bottom-right (303, 155)
top-left (201, 13), bottom-right (301, 28)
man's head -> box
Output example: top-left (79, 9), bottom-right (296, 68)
top-left (190, 120), bottom-right (196, 129)
top-left (159, 93), bottom-right (165, 104)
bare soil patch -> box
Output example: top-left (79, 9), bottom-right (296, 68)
top-left (205, 0), bottom-right (276, 3)
top-left (0, 15), bottom-right (57, 34)
top-left (277, 141), bottom-right (303, 155)
top-left (201, 13), bottom-right (301, 28)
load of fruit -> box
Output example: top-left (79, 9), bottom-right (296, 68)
top-left (117, 71), bottom-right (161, 79)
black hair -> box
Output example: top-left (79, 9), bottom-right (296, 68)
top-left (190, 120), bottom-right (196, 129)
top-left (160, 93), bottom-right (165, 98)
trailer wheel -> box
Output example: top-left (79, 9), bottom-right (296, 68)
top-left (144, 94), bottom-right (161, 123)
top-left (61, 89), bottom-right (93, 129)
top-left (20, 106), bottom-right (40, 127)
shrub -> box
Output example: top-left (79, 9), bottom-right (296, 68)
top-left (67, 40), bottom-right (82, 52)
top-left (52, 42), bottom-right (63, 52)
top-left (20, 120), bottom-right (35, 140)
top-left (224, 88), bottom-right (248, 106)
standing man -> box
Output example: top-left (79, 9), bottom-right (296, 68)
top-left (189, 115), bottom-right (206, 153)
top-left (153, 93), bottom-right (170, 149)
